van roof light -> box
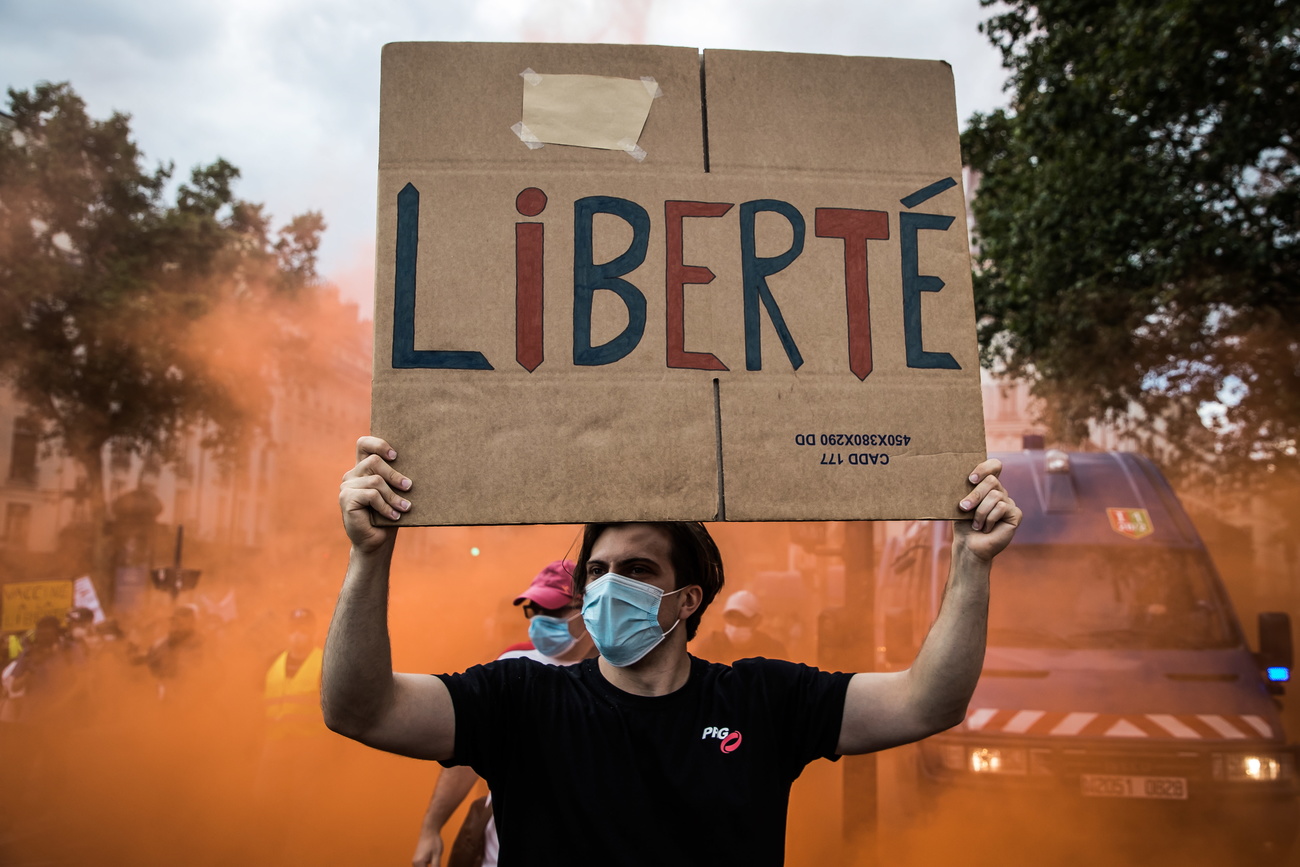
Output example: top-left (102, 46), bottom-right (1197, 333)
top-left (1045, 449), bottom-right (1071, 474)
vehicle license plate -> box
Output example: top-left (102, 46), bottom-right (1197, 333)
top-left (1080, 774), bottom-right (1187, 800)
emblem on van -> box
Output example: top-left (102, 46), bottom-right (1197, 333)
top-left (1107, 508), bottom-right (1153, 539)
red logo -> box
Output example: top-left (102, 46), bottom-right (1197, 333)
top-left (1107, 508), bottom-right (1153, 540)
top-left (720, 731), bottom-right (743, 753)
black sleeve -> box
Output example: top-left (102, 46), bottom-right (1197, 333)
top-left (434, 658), bottom-right (536, 781)
top-left (756, 659), bottom-right (854, 776)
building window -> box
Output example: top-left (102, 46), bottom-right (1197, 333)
top-left (8, 417), bottom-right (38, 485)
top-left (3, 502), bottom-right (32, 549)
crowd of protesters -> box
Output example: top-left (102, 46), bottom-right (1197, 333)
top-left (0, 590), bottom-right (348, 864)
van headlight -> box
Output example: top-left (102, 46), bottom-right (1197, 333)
top-left (940, 744), bottom-right (1028, 775)
top-left (1213, 752), bottom-right (1294, 782)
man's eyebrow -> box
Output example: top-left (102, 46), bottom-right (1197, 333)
top-left (586, 556), bottom-right (659, 570)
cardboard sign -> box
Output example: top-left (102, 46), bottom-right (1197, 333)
top-left (2, 580), bottom-right (73, 633)
top-left (72, 576), bottom-right (106, 624)
top-left (371, 43), bottom-right (987, 525)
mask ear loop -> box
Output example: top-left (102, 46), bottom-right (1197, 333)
top-left (658, 585), bottom-right (700, 639)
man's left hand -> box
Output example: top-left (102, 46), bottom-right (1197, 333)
top-left (955, 458), bottom-right (1021, 562)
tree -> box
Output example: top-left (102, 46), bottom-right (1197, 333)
top-left (962, 0), bottom-right (1299, 476)
top-left (0, 82), bottom-right (326, 527)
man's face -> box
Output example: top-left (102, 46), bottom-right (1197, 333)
top-left (585, 524), bottom-right (695, 635)
top-left (522, 598), bottom-right (582, 627)
top-left (33, 623), bottom-right (60, 649)
top-left (288, 626), bottom-right (314, 657)
top-left (586, 524), bottom-right (677, 594)
top-left (522, 596), bottom-right (591, 663)
top-left (724, 608), bottom-right (761, 635)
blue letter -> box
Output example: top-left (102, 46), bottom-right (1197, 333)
top-left (392, 183), bottom-right (494, 370)
top-left (573, 197), bottom-right (650, 366)
top-left (740, 200), bottom-right (805, 371)
top-left (900, 211), bottom-right (960, 370)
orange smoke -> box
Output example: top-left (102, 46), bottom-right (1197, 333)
top-left (6, 268), bottom-right (1295, 866)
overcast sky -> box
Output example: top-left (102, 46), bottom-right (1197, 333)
top-left (1, 0), bottom-right (1012, 314)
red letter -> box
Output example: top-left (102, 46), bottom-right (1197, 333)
top-left (814, 208), bottom-right (889, 381)
top-left (665, 200), bottom-right (733, 370)
top-left (515, 188), bottom-right (547, 372)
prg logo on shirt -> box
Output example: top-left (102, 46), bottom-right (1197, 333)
top-left (702, 725), bottom-right (743, 753)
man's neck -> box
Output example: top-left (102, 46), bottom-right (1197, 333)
top-left (555, 639), bottom-right (598, 666)
top-left (596, 639), bottom-right (692, 697)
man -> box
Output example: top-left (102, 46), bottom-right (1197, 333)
top-left (325, 436), bottom-right (1020, 865)
top-left (693, 589), bottom-right (788, 662)
top-left (412, 560), bottom-right (597, 867)
top-left (1, 615), bottom-right (81, 725)
top-left (252, 608), bottom-right (336, 861)
top-left (139, 604), bottom-right (203, 699)
top-left (264, 608), bottom-right (325, 741)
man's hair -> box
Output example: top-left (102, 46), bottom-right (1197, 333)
top-left (573, 522), bottom-right (725, 641)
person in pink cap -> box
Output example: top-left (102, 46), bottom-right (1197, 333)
top-left (411, 560), bottom-right (595, 867)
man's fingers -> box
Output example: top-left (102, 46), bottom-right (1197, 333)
top-left (346, 487), bottom-right (404, 522)
top-left (967, 458), bottom-right (1003, 483)
top-left (977, 498), bottom-right (1009, 531)
top-left (970, 489), bottom-right (1003, 530)
top-left (355, 435), bottom-right (396, 464)
top-left (960, 458), bottom-right (1006, 512)
top-left (975, 497), bottom-right (1021, 533)
top-left (343, 475), bottom-right (411, 516)
top-left (342, 451), bottom-right (413, 492)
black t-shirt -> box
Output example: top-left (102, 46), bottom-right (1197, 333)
top-left (436, 655), bottom-right (853, 867)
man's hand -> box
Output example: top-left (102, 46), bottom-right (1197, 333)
top-left (955, 458), bottom-right (1021, 562)
top-left (339, 436), bottom-right (412, 554)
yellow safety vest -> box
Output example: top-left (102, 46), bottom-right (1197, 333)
top-left (264, 647), bottom-right (324, 740)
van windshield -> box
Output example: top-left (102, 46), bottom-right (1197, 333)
top-left (987, 545), bottom-right (1238, 650)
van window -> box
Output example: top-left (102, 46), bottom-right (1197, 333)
top-left (987, 545), bottom-right (1236, 650)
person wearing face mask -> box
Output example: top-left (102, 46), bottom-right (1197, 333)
top-left (693, 590), bottom-right (787, 663)
top-left (412, 560), bottom-right (596, 867)
top-left (326, 436), bottom-right (1022, 866)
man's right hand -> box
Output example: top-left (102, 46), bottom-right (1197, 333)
top-left (411, 828), bottom-right (443, 867)
top-left (339, 436), bottom-right (412, 553)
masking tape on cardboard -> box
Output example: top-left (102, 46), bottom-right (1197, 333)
top-left (616, 137), bottom-right (648, 162)
top-left (518, 72), bottom-right (657, 153)
top-left (511, 121), bottom-right (546, 150)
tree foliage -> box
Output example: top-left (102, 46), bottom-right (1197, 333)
top-left (0, 82), bottom-right (326, 519)
top-left (963, 0), bottom-right (1299, 474)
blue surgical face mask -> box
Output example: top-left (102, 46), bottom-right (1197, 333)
top-left (581, 573), bottom-right (684, 667)
top-left (528, 610), bottom-right (580, 659)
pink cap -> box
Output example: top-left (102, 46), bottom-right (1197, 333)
top-left (513, 560), bottom-right (578, 610)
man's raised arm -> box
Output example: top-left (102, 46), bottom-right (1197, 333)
top-left (321, 436), bottom-right (455, 761)
top-left (836, 458), bottom-right (1021, 755)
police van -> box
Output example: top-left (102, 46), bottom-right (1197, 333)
top-left (875, 450), bottom-right (1297, 864)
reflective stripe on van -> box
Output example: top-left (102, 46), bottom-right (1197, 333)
top-left (964, 708), bottom-right (1273, 740)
